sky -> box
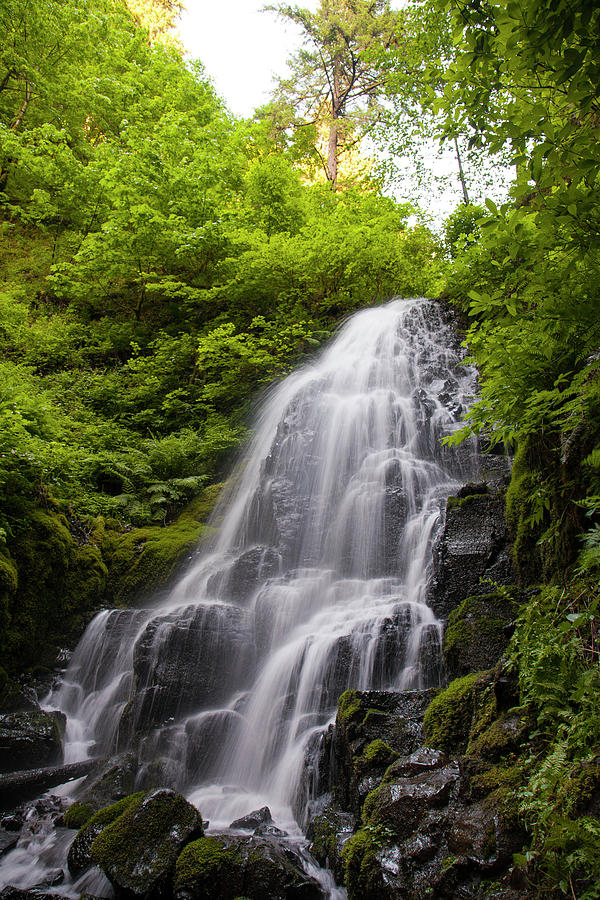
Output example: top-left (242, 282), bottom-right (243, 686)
top-left (177, 0), bottom-right (319, 118)
top-left (175, 1), bottom-right (509, 222)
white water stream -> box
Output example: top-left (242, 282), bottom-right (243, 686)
top-left (0, 297), bottom-right (480, 895)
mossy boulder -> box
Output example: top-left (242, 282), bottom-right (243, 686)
top-left (67, 790), bottom-right (147, 877)
top-left (75, 752), bottom-right (139, 811)
top-left (63, 801), bottom-right (95, 829)
top-left (443, 591), bottom-right (517, 680)
top-left (174, 833), bottom-right (324, 900)
top-left (90, 788), bottom-right (203, 898)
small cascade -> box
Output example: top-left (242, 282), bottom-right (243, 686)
top-left (0, 297), bottom-right (481, 893)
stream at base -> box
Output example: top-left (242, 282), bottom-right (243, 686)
top-left (0, 298), bottom-right (480, 896)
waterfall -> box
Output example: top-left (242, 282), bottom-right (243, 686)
top-left (47, 297), bottom-right (479, 832)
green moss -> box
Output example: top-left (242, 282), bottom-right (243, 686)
top-left (423, 672), bottom-right (488, 753)
top-left (506, 442), bottom-right (544, 585)
top-left (0, 553), bottom-right (18, 595)
top-left (90, 790), bottom-right (202, 887)
top-left (360, 739), bottom-right (398, 768)
top-left (337, 689), bottom-right (363, 726)
top-left (1, 483), bottom-right (222, 674)
top-left (174, 837), bottom-right (242, 899)
top-left (362, 784), bottom-right (384, 825)
top-left (360, 708), bottom-right (387, 726)
top-left (102, 484), bottom-right (221, 605)
top-left (84, 791), bottom-right (146, 830)
top-left (63, 802), bottom-right (95, 829)
top-left (342, 828), bottom-right (388, 900)
top-left (468, 762), bottom-right (523, 799)
top-left (310, 816), bottom-right (338, 866)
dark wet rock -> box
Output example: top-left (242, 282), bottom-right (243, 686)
top-left (443, 592), bottom-right (518, 680)
top-left (331, 689), bottom-right (435, 815)
top-left (307, 802), bottom-right (355, 885)
top-left (121, 604), bottom-right (255, 736)
top-left (0, 826), bottom-right (19, 854)
top-left (32, 870), bottom-right (64, 888)
top-left (76, 753), bottom-right (138, 810)
top-left (230, 805), bottom-right (272, 830)
top-left (365, 762), bottom-right (460, 839)
top-left (0, 679), bottom-right (39, 715)
top-left (0, 710), bottom-right (65, 774)
top-left (254, 823), bottom-right (288, 837)
top-left (0, 759), bottom-right (95, 812)
top-left (184, 709), bottom-right (245, 785)
top-left (429, 487), bottom-right (513, 620)
top-left (174, 833), bottom-right (325, 900)
top-left (207, 546), bottom-right (281, 603)
top-left (90, 788), bottom-right (203, 897)
top-left (0, 812), bottom-right (23, 831)
top-left (0, 890), bottom-right (69, 900)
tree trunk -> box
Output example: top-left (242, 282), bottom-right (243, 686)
top-left (327, 55), bottom-right (342, 190)
top-left (12, 81), bottom-right (33, 132)
top-left (327, 119), bottom-right (338, 188)
top-left (454, 137), bottom-right (470, 205)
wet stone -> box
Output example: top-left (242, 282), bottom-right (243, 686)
top-left (0, 710), bottom-right (65, 774)
top-left (230, 805), bottom-right (273, 830)
top-left (0, 827), bottom-right (19, 854)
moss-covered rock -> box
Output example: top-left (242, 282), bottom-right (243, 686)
top-left (422, 672), bottom-right (488, 754)
top-left (67, 790), bottom-right (147, 877)
top-left (1, 484), bottom-right (222, 676)
top-left (90, 788), bottom-right (203, 898)
top-left (342, 828), bottom-right (390, 900)
top-left (102, 486), bottom-right (220, 606)
top-left (63, 802), bottom-right (95, 829)
top-left (174, 833), bottom-right (324, 900)
top-left (443, 591), bottom-right (517, 680)
top-left (174, 836), bottom-right (245, 900)
top-left (308, 804), bottom-right (355, 885)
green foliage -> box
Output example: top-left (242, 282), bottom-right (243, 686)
top-left (510, 581), bottom-right (600, 896)
top-left (443, 204), bottom-right (485, 258)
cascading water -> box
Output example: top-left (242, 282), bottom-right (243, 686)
top-left (0, 297), bottom-right (481, 893)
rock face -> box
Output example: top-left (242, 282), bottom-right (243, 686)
top-left (303, 664), bottom-right (528, 900)
top-left (429, 478), bottom-right (513, 621)
top-left (75, 752), bottom-right (139, 811)
top-left (90, 788), bottom-right (203, 898)
top-left (0, 710), bottom-right (65, 774)
top-left (174, 833), bottom-right (325, 900)
top-left (120, 605), bottom-right (255, 737)
top-left (443, 591), bottom-right (517, 680)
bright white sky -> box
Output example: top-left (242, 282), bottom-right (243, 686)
top-left (176, 1), bottom-right (508, 222)
top-left (178, 0), bottom-right (320, 118)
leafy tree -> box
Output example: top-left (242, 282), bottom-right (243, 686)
top-left (267, 0), bottom-right (399, 188)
